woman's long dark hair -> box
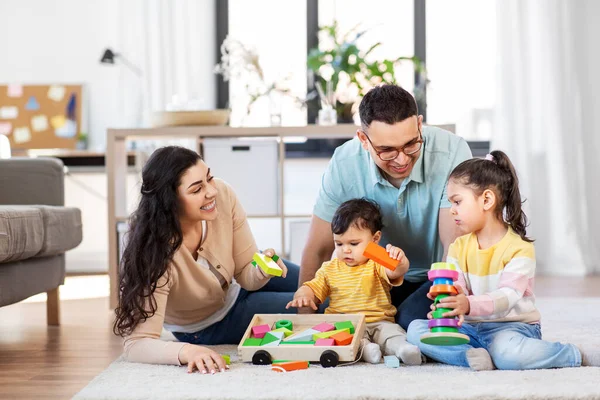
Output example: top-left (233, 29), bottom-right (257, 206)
top-left (449, 150), bottom-right (533, 242)
top-left (113, 146), bottom-right (202, 336)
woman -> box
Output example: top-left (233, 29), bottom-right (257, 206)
top-left (113, 146), bottom-right (298, 374)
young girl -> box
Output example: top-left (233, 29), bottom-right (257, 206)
top-left (406, 150), bottom-right (600, 370)
top-left (286, 198), bottom-right (423, 365)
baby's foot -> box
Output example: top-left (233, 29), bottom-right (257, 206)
top-left (396, 342), bottom-right (423, 366)
top-left (578, 345), bottom-right (600, 367)
top-left (466, 348), bottom-right (495, 371)
top-left (361, 339), bottom-right (382, 364)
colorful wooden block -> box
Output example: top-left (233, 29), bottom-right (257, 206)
top-left (312, 322), bottom-right (335, 332)
top-left (280, 340), bottom-right (315, 345)
top-left (251, 324), bottom-right (271, 339)
top-left (384, 355), bottom-right (400, 368)
top-left (261, 331), bottom-right (284, 346)
top-left (284, 328), bottom-right (320, 342)
top-left (331, 331), bottom-right (353, 346)
top-left (271, 327), bottom-right (293, 337)
top-left (221, 354), bottom-right (231, 365)
top-left (252, 253), bottom-right (283, 277)
top-left (242, 338), bottom-right (262, 346)
top-left (363, 242), bottom-right (398, 271)
top-left (271, 360), bottom-right (309, 372)
top-left (274, 319), bottom-right (293, 330)
top-left (312, 328), bottom-right (350, 341)
top-left (315, 338), bottom-right (335, 346)
top-left (334, 320), bottom-right (355, 334)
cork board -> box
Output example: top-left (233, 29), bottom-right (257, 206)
top-left (0, 84), bottom-right (84, 149)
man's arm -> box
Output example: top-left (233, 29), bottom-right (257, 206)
top-left (438, 208), bottom-right (461, 261)
top-left (299, 215), bottom-right (335, 285)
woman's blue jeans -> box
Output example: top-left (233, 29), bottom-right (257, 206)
top-left (173, 259), bottom-right (301, 345)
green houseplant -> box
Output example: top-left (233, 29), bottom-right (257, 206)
top-left (307, 21), bottom-right (427, 122)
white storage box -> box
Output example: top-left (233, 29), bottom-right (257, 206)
top-left (202, 138), bottom-right (279, 216)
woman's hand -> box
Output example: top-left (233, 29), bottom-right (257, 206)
top-left (179, 344), bottom-right (228, 374)
top-left (263, 248), bottom-right (287, 278)
top-left (286, 296), bottom-right (318, 310)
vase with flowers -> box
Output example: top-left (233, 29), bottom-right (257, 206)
top-left (214, 36), bottom-right (296, 126)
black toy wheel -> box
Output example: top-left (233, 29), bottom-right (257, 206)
top-left (320, 350), bottom-right (339, 368)
top-left (252, 350), bottom-right (272, 365)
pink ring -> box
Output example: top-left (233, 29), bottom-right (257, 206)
top-left (428, 318), bottom-right (459, 328)
top-left (428, 269), bottom-right (459, 281)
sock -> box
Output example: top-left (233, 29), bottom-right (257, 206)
top-left (384, 336), bottom-right (423, 365)
top-left (578, 345), bottom-right (600, 367)
top-left (466, 348), bottom-right (495, 371)
top-left (361, 339), bottom-right (382, 364)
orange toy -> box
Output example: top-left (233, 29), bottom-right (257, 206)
top-left (271, 360), bottom-right (309, 372)
top-left (331, 331), bottom-right (353, 346)
top-left (363, 242), bottom-right (398, 271)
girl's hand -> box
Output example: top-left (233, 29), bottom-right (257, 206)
top-left (385, 244), bottom-right (405, 263)
top-left (437, 285), bottom-right (470, 326)
top-left (286, 296), bottom-right (318, 310)
top-left (263, 248), bottom-right (287, 278)
top-left (179, 344), bottom-right (228, 374)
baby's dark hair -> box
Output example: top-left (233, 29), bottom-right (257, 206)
top-left (449, 150), bottom-right (533, 242)
top-left (331, 198), bottom-right (384, 235)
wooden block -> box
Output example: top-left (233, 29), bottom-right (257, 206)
top-left (221, 354), bottom-right (231, 365)
top-left (312, 328), bottom-right (350, 341)
top-left (312, 322), bottom-right (335, 332)
top-left (331, 331), bottom-right (353, 346)
top-left (252, 253), bottom-right (283, 277)
top-left (283, 328), bottom-right (320, 342)
top-left (252, 324), bottom-right (271, 339)
top-left (261, 332), bottom-right (284, 346)
top-left (280, 340), bottom-right (315, 345)
top-left (334, 320), bottom-right (355, 334)
top-left (242, 338), bottom-right (262, 346)
top-left (363, 242), bottom-right (398, 271)
top-left (384, 355), bottom-right (400, 368)
top-left (271, 327), bottom-right (293, 337)
top-left (271, 360), bottom-right (309, 372)
top-left (315, 338), bottom-right (335, 346)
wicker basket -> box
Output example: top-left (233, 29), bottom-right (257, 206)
top-left (150, 109), bottom-right (230, 127)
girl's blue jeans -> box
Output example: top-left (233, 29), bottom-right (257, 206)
top-left (407, 319), bottom-right (582, 370)
top-left (173, 259), bottom-right (302, 345)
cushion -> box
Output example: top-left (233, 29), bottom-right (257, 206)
top-left (0, 206), bottom-right (44, 263)
top-left (0, 205), bottom-right (82, 263)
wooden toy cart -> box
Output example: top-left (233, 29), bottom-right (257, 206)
top-left (238, 314), bottom-right (366, 368)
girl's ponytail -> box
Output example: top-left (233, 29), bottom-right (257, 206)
top-left (489, 151), bottom-right (532, 242)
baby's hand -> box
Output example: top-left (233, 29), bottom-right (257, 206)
top-left (385, 244), bottom-right (405, 262)
top-left (286, 296), bottom-right (317, 310)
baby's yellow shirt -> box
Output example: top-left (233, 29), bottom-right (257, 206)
top-left (304, 258), bottom-right (403, 323)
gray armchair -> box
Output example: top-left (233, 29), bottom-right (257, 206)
top-left (0, 157), bottom-right (82, 325)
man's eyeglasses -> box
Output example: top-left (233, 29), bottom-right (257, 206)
top-left (362, 129), bottom-right (423, 161)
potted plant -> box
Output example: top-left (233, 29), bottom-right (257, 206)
top-left (307, 21), bottom-right (427, 123)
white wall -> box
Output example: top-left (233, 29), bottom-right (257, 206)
top-left (0, 0), bottom-right (121, 151)
top-left (0, 0), bottom-right (217, 151)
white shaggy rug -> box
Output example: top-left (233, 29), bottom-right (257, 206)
top-left (74, 298), bottom-right (600, 400)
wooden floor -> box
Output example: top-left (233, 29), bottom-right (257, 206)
top-left (0, 275), bottom-right (598, 399)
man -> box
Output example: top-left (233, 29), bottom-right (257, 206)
top-left (300, 84), bottom-right (472, 330)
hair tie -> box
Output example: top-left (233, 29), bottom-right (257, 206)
top-left (141, 183), bottom-right (155, 195)
top-left (485, 154), bottom-right (496, 163)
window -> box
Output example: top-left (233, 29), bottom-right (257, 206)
top-left (426, 0), bottom-right (496, 139)
top-left (228, 0), bottom-right (307, 126)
